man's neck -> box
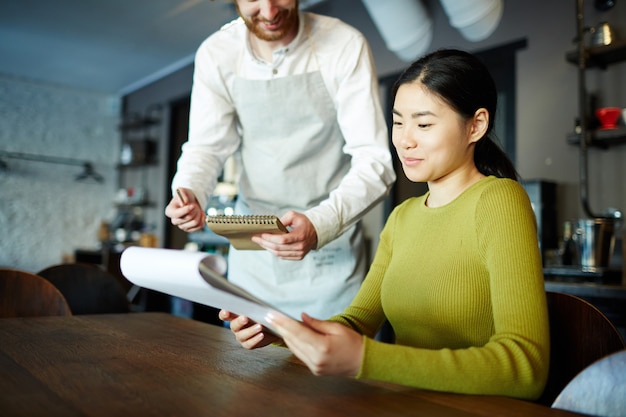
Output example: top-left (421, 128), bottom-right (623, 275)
top-left (249, 21), bottom-right (299, 63)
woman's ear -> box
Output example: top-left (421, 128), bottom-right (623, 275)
top-left (468, 108), bottom-right (489, 144)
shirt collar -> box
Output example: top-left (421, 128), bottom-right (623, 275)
top-left (245, 11), bottom-right (307, 66)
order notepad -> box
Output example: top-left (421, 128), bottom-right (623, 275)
top-left (205, 215), bottom-right (288, 250)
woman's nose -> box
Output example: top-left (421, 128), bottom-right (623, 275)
top-left (395, 130), bottom-right (417, 150)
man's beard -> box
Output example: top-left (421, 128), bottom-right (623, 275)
top-left (237, 1), bottom-right (299, 42)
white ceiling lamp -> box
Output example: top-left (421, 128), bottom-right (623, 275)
top-left (361, 0), bottom-right (433, 62)
top-left (439, 0), bottom-right (504, 42)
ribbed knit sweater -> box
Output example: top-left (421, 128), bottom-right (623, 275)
top-left (331, 176), bottom-right (550, 400)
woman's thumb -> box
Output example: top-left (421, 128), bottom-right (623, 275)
top-left (301, 312), bottom-right (332, 334)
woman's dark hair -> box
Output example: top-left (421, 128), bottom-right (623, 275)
top-left (391, 49), bottom-right (519, 181)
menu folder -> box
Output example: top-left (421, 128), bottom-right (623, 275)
top-left (120, 246), bottom-right (290, 335)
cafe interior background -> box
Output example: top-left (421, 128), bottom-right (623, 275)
top-left (1, 0), bottom-right (625, 306)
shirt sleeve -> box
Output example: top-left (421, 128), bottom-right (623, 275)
top-left (170, 36), bottom-right (242, 211)
top-left (172, 16), bottom-right (396, 235)
top-left (303, 29), bottom-right (396, 248)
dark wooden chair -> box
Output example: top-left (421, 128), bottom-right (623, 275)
top-left (0, 268), bottom-right (72, 317)
top-left (552, 349), bottom-right (626, 416)
top-left (537, 291), bottom-right (626, 406)
top-left (37, 263), bottom-right (130, 315)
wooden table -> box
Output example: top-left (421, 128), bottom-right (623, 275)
top-left (0, 313), bottom-right (582, 417)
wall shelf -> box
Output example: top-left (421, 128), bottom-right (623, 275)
top-left (566, 39), bottom-right (626, 69)
top-left (110, 103), bottom-right (163, 244)
top-left (567, 127), bottom-right (626, 148)
top-left (118, 116), bottom-right (161, 130)
top-left (118, 104), bottom-right (163, 131)
top-left (567, 1), bottom-right (624, 220)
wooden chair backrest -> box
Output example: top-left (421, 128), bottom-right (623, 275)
top-left (0, 268), bottom-right (72, 317)
top-left (37, 263), bottom-right (130, 315)
top-left (537, 291), bottom-right (626, 405)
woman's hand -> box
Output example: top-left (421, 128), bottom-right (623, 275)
top-left (266, 312), bottom-right (363, 377)
top-left (219, 310), bottom-right (280, 349)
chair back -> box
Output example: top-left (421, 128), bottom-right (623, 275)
top-left (0, 268), bottom-right (72, 317)
top-left (537, 291), bottom-right (626, 405)
top-left (552, 349), bottom-right (626, 416)
top-left (37, 263), bottom-right (130, 314)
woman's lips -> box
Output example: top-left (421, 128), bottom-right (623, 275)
top-left (402, 156), bottom-right (422, 167)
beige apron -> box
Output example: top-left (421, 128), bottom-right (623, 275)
top-left (226, 44), bottom-right (366, 319)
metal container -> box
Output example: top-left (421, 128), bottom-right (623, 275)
top-left (574, 218), bottom-right (615, 270)
top-left (591, 22), bottom-right (615, 46)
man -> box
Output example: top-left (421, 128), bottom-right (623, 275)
top-left (165, 0), bottom-right (395, 319)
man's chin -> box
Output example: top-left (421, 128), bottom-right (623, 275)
top-left (247, 7), bottom-right (298, 42)
top-left (251, 26), bottom-right (287, 42)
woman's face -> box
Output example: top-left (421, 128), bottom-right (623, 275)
top-left (391, 81), bottom-right (478, 184)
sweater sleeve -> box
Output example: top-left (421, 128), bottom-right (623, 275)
top-left (334, 181), bottom-right (550, 400)
top-left (328, 209), bottom-right (395, 337)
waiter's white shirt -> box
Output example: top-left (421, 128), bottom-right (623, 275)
top-left (172, 12), bottom-right (395, 249)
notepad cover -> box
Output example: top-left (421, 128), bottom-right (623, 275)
top-left (205, 215), bottom-right (288, 250)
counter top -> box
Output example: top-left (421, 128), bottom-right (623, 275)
top-left (544, 280), bottom-right (626, 300)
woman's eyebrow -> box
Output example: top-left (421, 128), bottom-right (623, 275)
top-left (410, 111), bottom-right (434, 118)
top-left (392, 109), bottom-right (434, 118)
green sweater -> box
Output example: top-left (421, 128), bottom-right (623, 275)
top-left (331, 176), bottom-right (550, 400)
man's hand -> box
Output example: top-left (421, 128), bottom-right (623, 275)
top-left (251, 210), bottom-right (318, 260)
top-left (164, 188), bottom-right (205, 233)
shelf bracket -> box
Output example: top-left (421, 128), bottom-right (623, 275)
top-left (0, 150), bottom-right (104, 183)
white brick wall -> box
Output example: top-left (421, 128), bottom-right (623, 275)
top-left (0, 75), bottom-right (120, 272)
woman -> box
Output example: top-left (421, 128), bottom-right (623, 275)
top-left (220, 49), bottom-right (550, 400)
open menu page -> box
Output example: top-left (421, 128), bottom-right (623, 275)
top-left (120, 247), bottom-right (290, 334)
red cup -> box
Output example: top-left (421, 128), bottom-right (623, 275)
top-left (595, 107), bottom-right (621, 129)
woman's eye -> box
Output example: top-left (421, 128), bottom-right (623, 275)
top-left (418, 123), bottom-right (431, 128)
top-left (392, 120), bottom-right (403, 127)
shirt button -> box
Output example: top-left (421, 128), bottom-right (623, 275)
top-left (272, 69), bottom-right (278, 75)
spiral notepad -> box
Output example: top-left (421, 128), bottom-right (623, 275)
top-left (205, 215), bottom-right (288, 250)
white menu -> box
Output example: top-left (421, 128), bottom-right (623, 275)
top-left (120, 247), bottom-right (290, 334)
